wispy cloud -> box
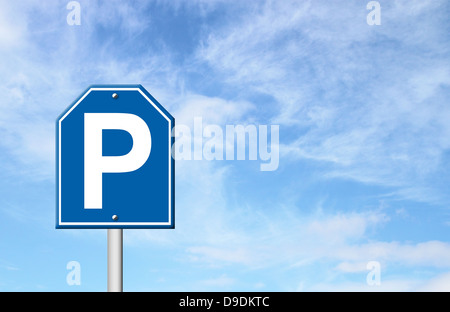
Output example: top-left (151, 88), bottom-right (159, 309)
top-left (197, 0), bottom-right (450, 204)
top-left (416, 271), bottom-right (450, 292)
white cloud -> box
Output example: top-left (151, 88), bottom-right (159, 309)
top-left (416, 272), bottom-right (450, 292)
top-left (307, 270), bottom-right (450, 292)
top-left (173, 93), bottom-right (254, 126)
top-left (307, 279), bottom-right (421, 292)
top-left (335, 261), bottom-right (368, 273)
top-left (334, 241), bottom-right (450, 268)
top-left (306, 211), bottom-right (388, 244)
top-left (199, 274), bottom-right (235, 287)
top-left (0, 1), bottom-right (27, 49)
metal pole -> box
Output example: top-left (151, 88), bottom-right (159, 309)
top-left (107, 229), bottom-right (123, 292)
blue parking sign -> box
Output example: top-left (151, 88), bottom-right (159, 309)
top-left (56, 85), bottom-right (175, 229)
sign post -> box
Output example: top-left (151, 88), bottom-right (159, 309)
top-left (56, 85), bottom-right (175, 291)
top-left (107, 229), bottom-right (123, 292)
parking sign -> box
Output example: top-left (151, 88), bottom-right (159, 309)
top-left (56, 85), bottom-right (175, 229)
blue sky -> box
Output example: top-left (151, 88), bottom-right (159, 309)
top-left (0, 0), bottom-right (450, 291)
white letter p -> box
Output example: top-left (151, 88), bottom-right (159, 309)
top-left (84, 113), bottom-right (151, 209)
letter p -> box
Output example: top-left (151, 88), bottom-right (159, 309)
top-left (84, 113), bottom-right (151, 209)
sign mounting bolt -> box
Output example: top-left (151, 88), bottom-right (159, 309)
top-left (112, 93), bottom-right (119, 99)
top-left (112, 215), bottom-right (119, 221)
